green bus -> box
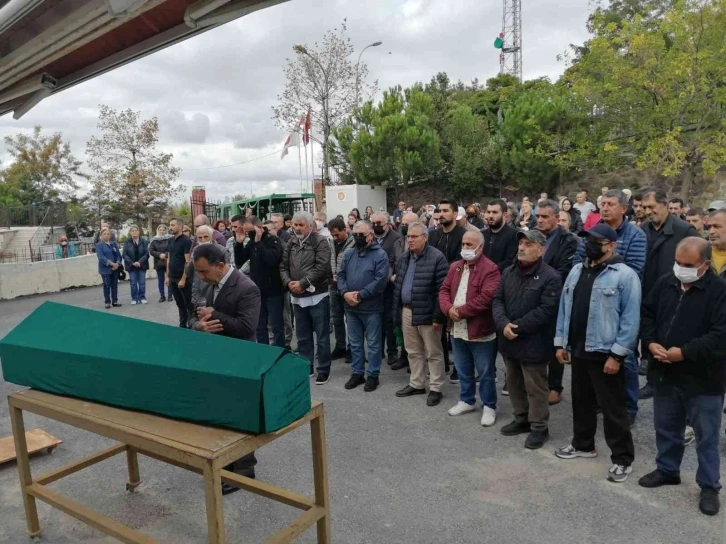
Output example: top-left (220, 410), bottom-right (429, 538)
top-left (217, 193), bottom-right (316, 222)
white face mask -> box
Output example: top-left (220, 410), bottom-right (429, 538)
top-left (460, 245), bottom-right (481, 262)
top-left (673, 262), bottom-right (703, 284)
top-left (315, 220), bottom-right (325, 230)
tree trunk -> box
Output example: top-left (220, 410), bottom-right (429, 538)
top-left (681, 164), bottom-right (695, 203)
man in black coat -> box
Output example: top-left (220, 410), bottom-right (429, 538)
top-left (428, 199), bottom-right (467, 380)
top-left (639, 188), bottom-right (698, 399)
top-left (493, 230), bottom-right (563, 450)
top-left (233, 217), bottom-right (285, 347)
top-left (536, 200), bottom-right (578, 404)
top-left (483, 198), bottom-right (518, 272)
top-left (638, 237), bottom-right (726, 517)
top-left (188, 243), bottom-right (261, 495)
top-left (371, 211), bottom-right (403, 365)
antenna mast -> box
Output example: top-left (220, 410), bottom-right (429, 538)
top-left (500, 0), bottom-right (522, 80)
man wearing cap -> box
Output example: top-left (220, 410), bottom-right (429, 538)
top-left (493, 229), bottom-right (562, 449)
top-left (457, 206), bottom-right (480, 232)
top-left (536, 199), bottom-right (578, 405)
top-left (708, 200), bottom-right (726, 213)
top-left (554, 223), bottom-right (641, 484)
top-left (639, 188), bottom-right (698, 399)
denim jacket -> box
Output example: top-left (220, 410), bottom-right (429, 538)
top-left (554, 257), bottom-right (641, 357)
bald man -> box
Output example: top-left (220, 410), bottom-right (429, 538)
top-left (192, 214), bottom-right (227, 248)
top-left (390, 211), bottom-right (420, 370)
top-left (639, 236), bottom-right (726, 516)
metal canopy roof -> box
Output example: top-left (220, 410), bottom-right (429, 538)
top-left (0, 0), bottom-right (288, 119)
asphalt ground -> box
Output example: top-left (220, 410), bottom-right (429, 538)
top-left (0, 285), bottom-right (723, 543)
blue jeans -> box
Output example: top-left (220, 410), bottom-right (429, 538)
top-left (129, 269), bottom-right (146, 301)
top-left (156, 269), bottom-right (166, 297)
top-left (654, 382), bottom-right (723, 490)
top-left (346, 311), bottom-right (382, 377)
top-left (101, 272), bottom-right (118, 304)
top-left (293, 297), bottom-right (331, 372)
top-left (451, 337), bottom-right (498, 409)
top-left (624, 353), bottom-right (639, 418)
top-left (257, 295), bottom-right (285, 348)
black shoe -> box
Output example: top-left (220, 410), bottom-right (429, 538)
top-left (390, 357), bottom-right (409, 371)
top-left (638, 469), bottom-right (681, 488)
top-left (221, 469), bottom-right (255, 496)
top-left (344, 350), bottom-right (352, 364)
top-left (500, 420), bottom-right (531, 436)
top-left (364, 376), bottom-right (379, 392)
top-left (331, 347), bottom-right (347, 360)
top-left (112, 302), bottom-right (122, 307)
top-left (638, 358), bottom-right (649, 376)
top-left (167, 295), bottom-right (173, 302)
top-left (450, 368), bottom-right (459, 384)
top-left (427, 391), bottom-right (443, 406)
top-left (158, 296), bottom-right (165, 303)
top-left (639, 382), bottom-right (654, 400)
top-left (700, 488), bottom-right (720, 516)
top-left (315, 372), bottom-right (329, 385)
top-left (345, 374), bottom-right (366, 390)
top-left (309, 365), bottom-right (315, 377)
top-left (105, 303), bottom-right (111, 309)
top-left (396, 385), bottom-right (426, 397)
top-left (387, 353), bottom-right (398, 366)
top-left (525, 430), bottom-right (549, 450)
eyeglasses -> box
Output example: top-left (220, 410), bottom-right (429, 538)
top-left (406, 234), bottom-right (425, 240)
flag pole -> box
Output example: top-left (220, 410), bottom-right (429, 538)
top-left (297, 137), bottom-right (303, 192)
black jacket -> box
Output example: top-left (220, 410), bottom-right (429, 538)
top-left (428, 225), bottom-right (466, 264)
top-left (543, 226), bottom-right (578, 283)
top-left (188, 268), bottom-right (261, 341)
top-left (393, 245), bottom-right (449, 326)
top-left (376, 228), bottom-right (402, 283)
top-left (482, 223), bottom-right (518, 272)
top-left (566, 208), bottom-right (583, 234)
top-left (640, 270), bottom-right (726, 395)
top-left (148, 237), bottom-right (170, 270)
top-left (233, 232), bottom-right (283, 298)
top-left (641, 214), bottom-right (698, 298)
top-left (492, 259), bottom-right (563, 364)
top-left (280, 231), bottom-right (331, 297)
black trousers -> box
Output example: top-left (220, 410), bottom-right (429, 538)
top-left (382, 286), bottom-right (397, 355)
top-left (170, 280), bottom-right (192, 328)
top-left (549, 358), bottom-right (565, 393)
top-left (224, 452), bottom-right (257, 476)
top-left (571, 356), bottom-right (635, 467)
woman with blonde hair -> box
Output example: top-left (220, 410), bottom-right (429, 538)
top-left (149, 224), bottom-right (172, 302)
top-left (122, 225), bottom-right (150, 305)
top-left (96, 228), bottom-right (123, 309)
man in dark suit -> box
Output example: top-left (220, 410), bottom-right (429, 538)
top-left (188, 243), bottom-right (261, 495)
top-left (639, 188), bottom-right (698, 399)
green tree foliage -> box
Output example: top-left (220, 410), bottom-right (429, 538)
top-left (331, 86), bottom-right (440, 200)
top-left (0, 126), bottom-right (84, 205)
top-left (567, 0), bottom-right (726, 198)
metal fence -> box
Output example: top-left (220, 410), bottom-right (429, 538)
top-left (0, 203), bottom-right (68, 228)
top-left (0, 241), bottom-right (96, 263)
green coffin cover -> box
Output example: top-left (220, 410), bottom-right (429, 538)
top-left (0, 302), bottom-right (311, 434)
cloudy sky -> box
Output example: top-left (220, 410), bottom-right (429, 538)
top-left (0, 0), bottom-right (593, 203)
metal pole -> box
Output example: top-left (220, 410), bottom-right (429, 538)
top-left (355, 41), bottom-right (382, 105)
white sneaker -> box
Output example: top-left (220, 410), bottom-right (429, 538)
top-left (130, 301), bottom-right (137, 305)
top-left (448, 401), bottom-right (476, 416)
top-left (481, 406), bottom-right (497, 427)
top-left (140, 299), bottom-right (148, 304)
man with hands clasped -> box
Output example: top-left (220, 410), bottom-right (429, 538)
top-left (638, 236), bottom-right (726, 517)
top-left (553, 224), bottom-right (641, 484)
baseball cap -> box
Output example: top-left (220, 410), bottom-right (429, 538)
top-left (707, 200), bottom-right (726, 212)
top-left (456, 206), bottom-right (466, 221)
top-left (517, 229), bottom-right (547, 246)
top-left (578, 223), bottom-right (617, 242)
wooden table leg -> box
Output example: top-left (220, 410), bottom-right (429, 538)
top-left (125, 446), bottom-right (142, 492)
top-left (310, 411), bottom-right (330, 544)
top-left (9, 405), bottom-right (42, 537)
top-left (203, 462), bottom-right (226, 544)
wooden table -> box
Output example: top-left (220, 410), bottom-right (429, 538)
top-left (8, 390), bottom-right (330, 544)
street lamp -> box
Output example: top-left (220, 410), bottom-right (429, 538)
top-left (355, 41), bottom-right (382, 105)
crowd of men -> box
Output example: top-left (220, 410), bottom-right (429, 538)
top-left (147, 188), bottom-right (725, 513)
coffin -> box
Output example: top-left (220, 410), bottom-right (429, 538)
top-left (0, 302), bottom-right (311, 433)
